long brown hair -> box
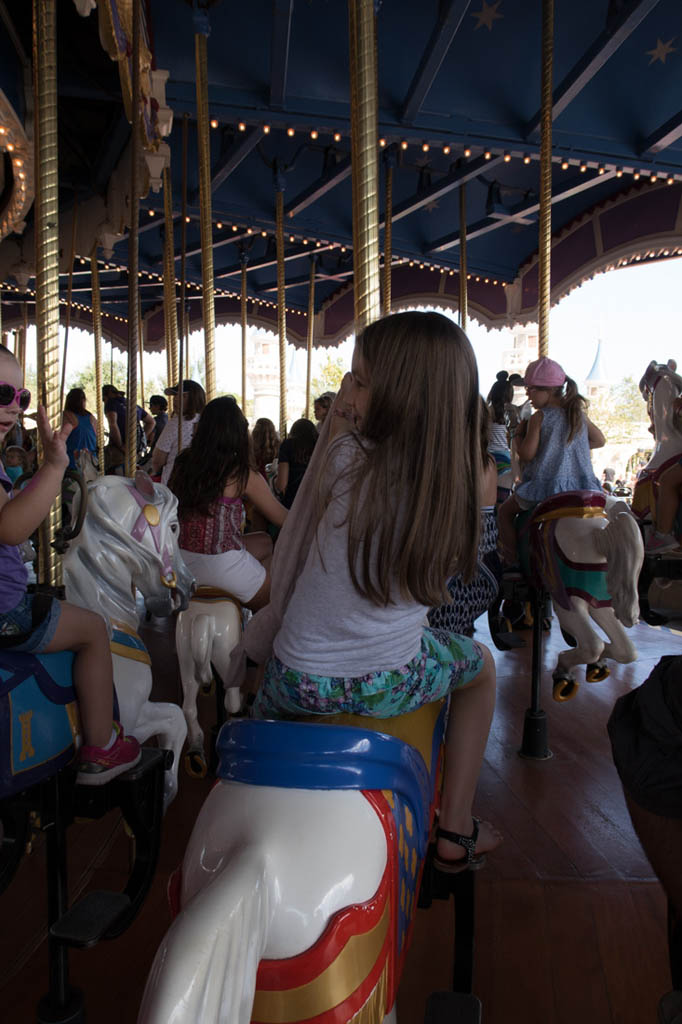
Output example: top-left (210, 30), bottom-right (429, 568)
top-left (251, 417), bottom-right (279, 467)
top-left (323, 311), bottom-right (480, 607)
top-left (169, 396), bottom-right (249, 516)
top-left (556, 376), bottom-right (588, 442)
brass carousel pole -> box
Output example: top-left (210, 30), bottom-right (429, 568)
top-left (59, 196), bottom-right (78, 410)
top-left (538, 0), bottom-right (554, 358)
top-left (240, 250), bottom-right (248, 413)
top-left (382, 151), bottom-right (394, 316)
top-left (348, 0), bottom-right (381, 328)
top-left (126, 0), bottom-right (141, 477)
top-left (162, 164), bottom-right (178, 386)
top-left (139, 305), bottom-right (146, 409)
top-left (275, 179), bottom-right (287, 436)
top-left (305, 255), bottom-right (316, 419)
top-left (19, 302), bottom-right (27, 373)
top-left (194, 14), bottom-right (216, 400)
top-left (178, 112), bottom-right (188, 451)
top-left (33, 0), bottom-right (61, 587)
top-left (459, 183), bottom-right (468, 332)
top-left (91, 250), bottom-right (105, 475)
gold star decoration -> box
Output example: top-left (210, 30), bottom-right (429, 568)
top-left (425, 200), bottom-right (440, 213)
top-left (646, 37), bottom-right (676, 65)
top-left (471, 0), bottom-right (503, 32)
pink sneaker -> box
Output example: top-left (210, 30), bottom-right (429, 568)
top-left (77, 722), bottom-right (141, 786)
top-left (645, 531), bottom-right (680, 555)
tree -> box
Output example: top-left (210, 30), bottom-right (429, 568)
top-left (66, 359), bottom-right (167, 412)
top-left (311, 353), bottom-right (346, 400)
top-left (588, 376), bottom-right (649, 444)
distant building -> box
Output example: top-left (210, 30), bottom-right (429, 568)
top-left (247, 331), bottom-right (306, 429)
top-left (502, 326), bottom-right (538, 376)
top-left (584, 339), bottom-right (609, 399)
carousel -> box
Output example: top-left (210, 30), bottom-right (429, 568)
top-left (1, 2), bottom-right (682, 1023)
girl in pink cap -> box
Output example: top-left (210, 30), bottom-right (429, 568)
top-left (497, 356), bottom-right (605, 563)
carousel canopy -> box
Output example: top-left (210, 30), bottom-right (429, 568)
top-left (1, 0), bottom-right (682, 348)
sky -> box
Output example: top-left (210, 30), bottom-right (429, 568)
top-left (18, 255), bottom-right (682, 402)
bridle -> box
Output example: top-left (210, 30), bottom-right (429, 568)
top-left (127, 484), bottom-right (177, 589)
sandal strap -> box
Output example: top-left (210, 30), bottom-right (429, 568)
top-left (436, 817), bottom-right (480, 863)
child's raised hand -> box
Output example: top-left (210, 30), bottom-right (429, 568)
top-left (36, 405), bottom-right (72, 471)
top-left (329, 373), bottom-right (356, 437)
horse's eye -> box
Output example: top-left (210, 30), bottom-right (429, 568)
top-left (170, 523), bottom-right (178, 534)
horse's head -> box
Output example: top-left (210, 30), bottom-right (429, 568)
top-left (639, 360), bottom-right (682, 447)
top-left (64, 472), bottom-right (194, 621)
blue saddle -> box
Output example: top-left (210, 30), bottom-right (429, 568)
top-left (217, 711), bottom-right (446, 860)
top-left (0, 651), bottom-right (81, 800)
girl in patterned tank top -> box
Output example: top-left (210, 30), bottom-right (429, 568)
top-left (169, 397), bottom-right (287, 610)
top-left (497, 356), bottom-right (605, 563)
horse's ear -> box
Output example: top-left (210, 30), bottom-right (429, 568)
top-left (134, 470), bottom-right (156, 498)
top-left (668, 359), bottom-right (678, 372)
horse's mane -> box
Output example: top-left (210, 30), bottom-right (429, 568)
top-left (594, 503), bottom-right (644, 627)
top-left (83, 477), bottom-right (178, 561)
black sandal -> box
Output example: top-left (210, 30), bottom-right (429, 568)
top-left (433, 817), bottom-right (486, 874)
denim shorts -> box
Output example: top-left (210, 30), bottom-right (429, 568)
top-left (253, 628), bottom-right (484, 720)
top-left (0, 592), bottom-right (62, 653)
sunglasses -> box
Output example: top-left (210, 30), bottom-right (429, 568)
top-left (0, 382), bottom-right (31, 411)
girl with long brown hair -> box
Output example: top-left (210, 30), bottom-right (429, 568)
top-left (253, 311), bottom-right (502, 873)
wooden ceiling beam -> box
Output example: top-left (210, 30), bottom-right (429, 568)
top-left (401, 0), bottom-right (472, 124)
top-left (525, 0), bottom-right (662, 137)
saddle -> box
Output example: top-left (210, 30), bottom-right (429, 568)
top-left (517, 490), bottom-right (610, 610)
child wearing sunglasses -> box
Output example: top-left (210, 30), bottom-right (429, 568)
top-left (0, 344), bottom-right (141, 784)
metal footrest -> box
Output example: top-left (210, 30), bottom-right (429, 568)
top-left (424, 992), bottom-right (482, 1023)
top-left (50, 890), bottom-right (131, 948)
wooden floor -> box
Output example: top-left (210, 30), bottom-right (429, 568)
top-left (1, 609), bottom-right (681, 1024)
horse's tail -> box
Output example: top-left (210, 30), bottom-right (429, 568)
top-left (138, 847), bottom-right (270, 1024)
top-left (594, 501), bottom-right (644, 627)
top-left (190, 614), bottom-right (215, 686)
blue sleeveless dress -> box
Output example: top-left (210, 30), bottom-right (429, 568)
top-left (515, 406), bottom-right (600, 503)
top-left (66, 413), bottom-right (97, 470)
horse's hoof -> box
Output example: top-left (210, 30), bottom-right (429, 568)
top-left (200, 679), bottom-right (216, 697)
top-left (184, 750), bottom-right (207, 779)
top-left (552, 676), bottom-right (579, 702)
top-left (586, 662), bottom-right (610, 683)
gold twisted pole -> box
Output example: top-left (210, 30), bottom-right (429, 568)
top-left (348, 0), bottom-right (381, 328)
top-left (538, 0), bottom-right (554, 358)
top-left (305, 256), bottom-right (316, 419)
top-left (194, 28), bottom-right (216, 400)
top-left (139, 307), bottom-right (146, 408)
top-left (126, 0), bottom-right (141, 477)
top-left (19, 302), bottom-right (27, 374)
top-left (383, 159), bottom-right (393, 316)
top-left (240, 252), bottom-right (248, 412)
top-left (275, 185), bottom-right (288, 436)
top-left (33, 0), bottom-right (61, 587)
top-left (91, 251), bottom-right (105, 475)
top-left (162, 165), bottom-right (178, 386)
top-left (59, 196), bottom-right (78, 410)
top-left (178, 113), bottom-right (188, 452)
top-left (459, 183), bottom-right (468, 331)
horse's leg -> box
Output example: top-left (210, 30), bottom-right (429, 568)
top-left (176, 612), bottom-right (207, 775)
top-left (590, 606), bottom-right (638, 666)
top-left (552, 599), bottom-right (605, 700)
top-left (133, 700), bottom-right (187, 808)
top-left (209, 606), bottom-right (243, 715)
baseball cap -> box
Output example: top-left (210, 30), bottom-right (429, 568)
top-left (164, 379), bottom-right (202, 396)
top-left (523, 357), bottom-right (566, 388)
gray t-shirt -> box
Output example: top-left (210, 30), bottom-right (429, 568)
top-left (274, 434), bottom-right (428, 677)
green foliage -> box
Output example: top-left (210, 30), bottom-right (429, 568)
top-left (65, 359), bottom-right (167, 413)
top-left (311, 352), bottom-right (346, 400)
top-left (588, 376), bottom-right (649, 444)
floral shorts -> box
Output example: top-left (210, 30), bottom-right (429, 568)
top-left (252, 628), bottom-right (484, 720)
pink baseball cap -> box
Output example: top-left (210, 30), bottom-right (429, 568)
top-left (523, 357), bottom-right (566, 388)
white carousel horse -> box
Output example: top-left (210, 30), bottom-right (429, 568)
top-left (63, 471), bottom-right (193, 806)
top-left (176, 587), bottom-right (243, 777)
top-left (519, 490), bottom-right (644, 701)
top-left (138, 702), bottom-right (446, 1024)
top-left (632, 359), bottom-right (682, 532)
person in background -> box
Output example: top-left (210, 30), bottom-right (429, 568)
top-left (102, 385), bottom-right (154, 474)
top-left (602, 467), bottom-right (616, 494)
top-left (152, 379), bottom-right (206, 487)
top-left (313, 392), bottom-right (336, 433)
top-left (251, 417), bottom-right (280, 480)
top-left (63, 388), bottom-right (98, 477)
top-left (275, 418), bottom-right (318, 509)
top-left (148, 395), bottom-right (169, 451)
top-left (1, 445), bottom-right (27, 486)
